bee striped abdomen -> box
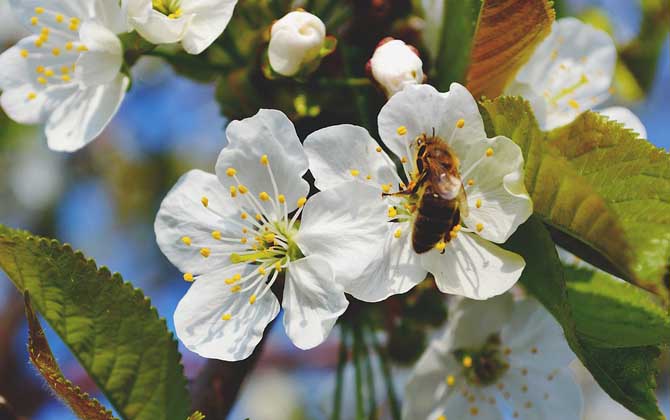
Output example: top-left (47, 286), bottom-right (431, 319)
top-left (412, 188), bottom-right (460, 254)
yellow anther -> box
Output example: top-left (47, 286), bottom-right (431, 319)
top-left (30, 16), bottom-right (39, 26)
top-left (225, 277), bottom-right (235, 285)
top-left (55, 14), bottom-right (64, 23)
top-left (183, 273), bottom-right (194, 282)
top-left (240, 237), bottom-right (248, 244)
top-left (233, 273), bottom-right (242, 281)
top-left (37, 76), bottom-right (47, 85)
top-left (38, 33), bottom-right (48, 43)
top-left (229, 185), bottom-right (237, 197)
top-left (258, 266), bottom-right (266, 275)
top-left (35, 7), bottom-right (45, 14)
top-left (60, 66), bottom-right (70, 74)
top-left (240, 212), bottom-right (248, 220)
top-left (274, 261), bottom-right (282, 272)
top-left (27, 92), bottom-right (37, 101)
top-left (181, 236), bottom-right (192, 246)
top-left (476, 223), bottom-right (484, 232)
top-left (226, 167), bottom-right (237, 177)
top-left (449, 230), bottom-right (458, 239)
top-left (231, 285), bottom-right (241, 293)
top-left (394, 228), bottom-right (402, 239)
top-left (470, 406), bottom-right (479, 416)
top-left (52, 47), bottom-right (61, 56)
top-left (61, 75), bottom-right (71, 82)
top-left (366, 175), bottom-right (372, 180)
top-left (249, 294), bottom-right (257, 304)
top-left (568, 99), bottom-right (580, 109)
top-left (69, 18), bottom-right (80, 31)
top-left (259, 191), bottom-right (270, 201)
top-left (238, 185), bottom-right (248, 194)
top-left (350, 169), bottom-right (360, 177)
top-left (297, 197), bottom-right (307, 208)
top-left (381, 184), bottom-right (391, 193)
top-left (260, 154), bottom-right (269, 165)
top-left (467, 179), bottom-right (474, 186)
top-left (463, 356), bottom-right (473, 368)
top-left (475, 199), bottom-right (482, 209)
top-left (438, 416), bottom-right (447, 420)
top-left (44, 69), bottom-right (54, 77)
top-left (65, 41), bottom-right (73, 51)
top-left (34, 39), bottom-right (43, 48)
top-left (453, 224), bottom-right (462, 232)
top-left (255, 213), bottom-right (263, 221)
top-left (435, 241), bottom-right (446, 252)
top-left (396, 126), bottom-right (407, 135)
top-left (221, 313), bottom-right (232, 321)
top-left (401, 157), bottom-right (408, 164)
top-left (36, 65), bottom-right (45, 74)
top-left (200, 248), bottom-right (211, 258)
top-left (242, 228), bottom-right (248, 234)
top-left (201, 196), bottom-right (209, 207)
top-left (446, 375), bottom-right (455, 386)
top-left (77, 45), bottom-right (88, 52)
top-left (375, 146), bottom-right (382, 153)
top-left (263, 233), bottom-right (276, 243)
top-left (212, 231), bottom-right (222, 240)
top-left (41, 27), bottom-right (49, 35)
top-left (278, 194), bottom-right (286, 204)
top-left (485, 148), bottom-right (494, 157)
top-left (387, 206), bottom-right (397, 218)
top-left (20, 49), bottom-right (29, 58)
top-left (456, 118), bottom-right (465, 128)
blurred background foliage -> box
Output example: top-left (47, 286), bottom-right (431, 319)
top-left (0, 0), bottom-right (668, 419)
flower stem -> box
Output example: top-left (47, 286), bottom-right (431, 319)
top-left (331, 324), bottom-right (348, 420)
top-left (369, 323), bottom-right (401, 420)
top-left (363, 329), bottom-right (378, 419)
top-left (352, 323), bottom-right (365, 420)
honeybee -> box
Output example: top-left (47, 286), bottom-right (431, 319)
top-left (405, 133), bottom-right (469, 253)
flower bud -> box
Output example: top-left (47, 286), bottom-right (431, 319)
top-left (367, 38), bottom-right (424, 97)
top-left (268, 11), bottom-right (326, 77)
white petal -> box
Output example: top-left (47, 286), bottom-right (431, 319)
top-left (180, 0), bottom-right (238, 54)
top-left (0, 37), bottom-right (35, 89)
top-left (461, 136), bottom-right (532, 243)
top-left (598, 106), bottom-right (647, 139)
top-left (421, 232), bottom-right (525, 300)
top-left (303, 124), bottom-right (400, 191)
top-left (75, 21), bottom-right (123, 86)
top-left (9, 0), bottom-right (88, 30)
top-left (378, 83), bottom-right (488, 174)
top-left (502, 299), bottom-right (576, 370)
top-left (347, 222), bottom-right (426, 302)
top-left (1, 83), bottom-right (74, 125)
top-left (448, 294), bottom-right (515, 349)
top-left (126, 0), bottom-right (192, 45)
top-left (174, 264), bottom-right (280, 361)
top-left (296, 181), bottom-right (388, 290)
top-left (154, 169), bottom-right (246, 275)
top-left (92, 0), bottom-right (128, 33)
top-left (501, 367), bottom-right (582, 420)
top-left (216, 109), bottom-right (310, 218)
top-left (282, 255), bottom-right (348, 350)
top-left (509, 17), bottom-right (616, 130)
top-left (45, 73), bottom-right (128, 151)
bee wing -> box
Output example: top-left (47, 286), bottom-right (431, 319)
top-left (429, 170), bottom-right (462, 200)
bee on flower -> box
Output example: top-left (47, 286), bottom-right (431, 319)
top-left (154, 109), bottom-right (387, 361)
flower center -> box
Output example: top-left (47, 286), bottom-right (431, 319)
top-left (453, 334), bottom-right (509, 386)
top-left (152, 0), bottom-right (183, 19)
top-left (19, 7), bottom-right (89, 101)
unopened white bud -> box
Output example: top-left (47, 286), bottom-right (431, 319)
top-left (368, 38), bottom-right (424, 97)
top-left (269, 11), bottom-right (326, 77)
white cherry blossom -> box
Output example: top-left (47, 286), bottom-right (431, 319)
top-left (155, 109), bottom-right (387, 361)
top-left (403, 294), bottom-right (583, 420)
top-left (0, 0), bottom-right (129, 151)
top-left (367, 38), bottom-right (424, 97)
top-left (124, 0), bottom-right (238, 54)
top-left (268, 10), bottom-right (326, 77)
top-left (507, 17), bottom-right (646, 137)
top-left (304, 83), bottom-right (532, 302)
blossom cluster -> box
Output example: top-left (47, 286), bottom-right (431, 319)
top-left (0, 2), bottom-right (651, 419)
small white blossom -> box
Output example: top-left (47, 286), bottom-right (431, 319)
top-left (304, 83), bottom-right (532, 302)
top-left (0, 1), bottom-right (129, 151)
top-left (268, 10), bottom-right (326, 77)
top-left (124, 0), bottom-right (238, 54)
top-left (155, 109), bottom-right (387, 361)
top-left (507, 17), bottom-right (646, 137)
top-left (368, 38), bottom-right (424, 97)
top-left (403, 294), bottom-right (583, 420)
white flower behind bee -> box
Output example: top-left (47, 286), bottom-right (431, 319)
top-left (155, 109), bottom-right (387, 360)
top-left (268, 10), bottom-right (326, 77)
top-left (506, 17), bottom-right (646, 137)
top-left (0, 1), bottom-right (129, 151)
top-left (367, 38), bottom-right (424, 97)
top-left (124, 0), bottom-right (238, 54)
top-left (304, 83), bottom-right (532, 301)
top-left (403, 294), bottom-right (583, 420)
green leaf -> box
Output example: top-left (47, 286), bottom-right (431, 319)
top-left (0, 226), bottom-right (190, 420)
top-left (479, 96), bottom-right (641, 291)
top-left (565, 265), bottom-right (670, 348)
top-left (465, 0), bottom-right (555, 98)
top-left (547, 110), bottom-right (670, 299)
top-left (505, 217), bottom-right (664, 420)
top-left (25, 293), bottom-right (117, 420)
